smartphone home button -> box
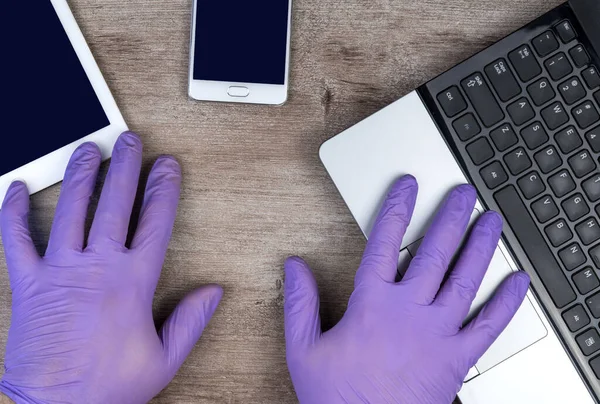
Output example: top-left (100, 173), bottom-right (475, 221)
top-left (227, 86), bottom-right (250, 97)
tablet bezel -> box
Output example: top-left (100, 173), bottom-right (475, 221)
top-left (0, 0), bottom-right (128, 200)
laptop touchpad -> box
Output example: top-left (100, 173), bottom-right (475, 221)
top-left (398, 208), bottom-right (547, 377)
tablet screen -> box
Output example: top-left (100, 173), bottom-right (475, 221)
top-left (1, 2), bottom-right (110, 176)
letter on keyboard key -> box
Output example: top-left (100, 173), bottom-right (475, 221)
top-left (590, 245), bottom-right (600, 269)
top-left (573, 269), bottom-right (600, 295)
top-left (568, 150), bottom-right (596, 178)
top-left (494, 186), bottom-right (576, 308)
top-left (437, 86), bottom-right (467, 118)
top-left (527, 78), bottom-right (555, 106)
top-left (509, 45), bottom-right (541, 82)
top-left (558, 243), bottom-right (585, 271)
top-left (542, 102), bottom-right (569, 131)
top-left (485, 59), bottom-right (521, 102)
top-left (517, 172), bottom-right (545, 199)
top-left (556, 126), bottom-right (582, 154)
top-left (549, 170), bottom-right (576, 197)
top-left (583, 175), bottom-right (600, 202)
top-left (561, 193), bottom-right (589, 221)
top-left (576, 218), bottom-right (600, 245)
top-left (508, 98), bottom-right (535, 126)
top-left (461, 73), bottom-right (504, 127)
top-left (531, 195), bottom-right (559, 223)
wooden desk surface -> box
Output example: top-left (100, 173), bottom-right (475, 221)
top-left (0, 0), bottom-right (566, 402)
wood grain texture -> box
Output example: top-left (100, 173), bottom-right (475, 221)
top-left (0, 0), bottom-right (566, 402)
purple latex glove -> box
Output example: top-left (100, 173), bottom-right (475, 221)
top-left (0, 132), bottom-right (222, 404)
top-left (285, 175), bottom-right (530, 404)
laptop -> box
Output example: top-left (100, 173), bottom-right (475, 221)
top-left (320, 1), bottom-right (600, 403)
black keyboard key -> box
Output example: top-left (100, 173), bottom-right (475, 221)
top-left (563, 304), bottom-right (590, 332)
top-left (586, 126), bottom-right (600, 153)
top-left (562, 193), bottom-right (590, 221)
top-left (577, 218), bottom-right (600, 245)
top-left (461, 73), bottom-right (504, 128)
top-left (574, 268), bottom-right (600, 295)
top-left (508, 98), bottom-right (535, 126)
top-left (545, 219), bottom-right (572, 247)
top-left (556, 20), bottom-right (577, 43)
top-left (577, 328), bottom-right (600, 356)
top-left (545, 53), bottom-right (573, 81)
top-left (542, 102), bottom-right (569, 130)
top-left (569, 150), bottom-right (596, 178)
top-left (509, 45), bottom-right (542, 82)
top-left (521, 122), bottom-right (548, 150)
top-left (559, 77), bottom-right (586, 105)
top-left (534, 146), bottom-right (561, 173)
top-left (532, 195), bottom-right (559, 223)
top-left (596, 91), bottom-right (600, 107)
top-left (518, 172), bottom-right (545, 199)
top-left (573, 101), bottom-right (600, 129)
top-left (466, 138), bottom-right (494, 165)
top-left (587, 292), bottom-right (600, 317)
top-left (494, 186), bottom-right (575, 308)
top-left (533, 31), bottom-right (559, 57)
top-left (556, 126), bottom-right (582, 154)
top-left (438, 87), bottom-right (468, 117)
top-left (583, 175), bottom-right (600, 202)
top-left (480, 161), bottom-right (508, 189)
top-left (590, 356), bottom-right (600, 379)
top-left (504, 147), bottom-right (532, 175)
top-left (490, 124), bottom-right (518, 151)
top-left (549, 170), bottom-right (576, 197)
top-left (527, 78), bottom-right (555, 106)
top-left (583, 66), bottom-right (600, 90)
top-left (591, 245), bottom-right (600, 269)
top-left (485, 59), bottom-right (521, 102)
top-left (559, 242), bottom-right (586, 270)
top-left (453, 114), bottom-right (481, 141)
top-left (570, 45), bottom-right (591, 68)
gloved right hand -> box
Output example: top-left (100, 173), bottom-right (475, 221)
top-left (284, 176), bottom-right (530, 404)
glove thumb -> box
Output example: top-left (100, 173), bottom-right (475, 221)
top-left (284, 257), bottom-right (321, 354)
top-left (160, 284), bottom-right (223, 376)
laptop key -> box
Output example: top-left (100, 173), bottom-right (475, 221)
top-left (558, 242), bottom-right (586, 270)
top-left (549, 170), bottom-right (576, 197)
top-left (559, 77), bottom-right (586, 105)
top-left (590, 356), bottom-right (600, 379)
top-left (583, 66), bottom-right (600, 90)
top-left (461, 73), bottom-right (504, 128)
top-left (545, 53), bottom-right (573, 81)
top-left (570, 45), bottom-right (591, 68)
top-left (556, 126), bottom-right (582, 154)
top-left (485, 59), bottom-right (520, 102)
top-left (533, 31), bottom-right (559, 57)
top-left (494, 186), bottom-right (575, 308)
top-left (453, 114), bottom-right (481, 141)
top-left (576, 328), bottom-right (600, 356)
top-left (534, 146), bottom-right (561, 173)
top-left (466, 138), bottom-right (494, 165)
top-left (527, 78), bottom-right (555, 106)
top-left (521, 122), bottom-right (548, 150)
top-left (518, 172), bottom-right (545, 199)
top-left (509, 45), bottom-right (542, 82)
top-left (541, 102), bottom-right (569, 130)
top-left (555, 20), bottom-right (577, 44)
top-left (545, 219), bottom-right (572, 247)
top-left (583, 175), bottom-right (600, 202)
top-left (563, 304), bottom-right (590, 332)
top-left (490, 124), bottom-right (518, 151)
top-left (573, 101), bottom-right (600, 129)
top-left (587, 291), bottom-right (600, 317)
top-left (504, 147), bottom-right (532, 175)
top-left (562, 193), bottom-right (589, 221)
top-left (586, 126), bottom-right (600, 153)
top-left (532, 195), bottom-right (559, 223)
top-left (573, 268), bottom-right (600, 295)
top-left (576, 218), bottom-right (600, 245)
top-left (508, 98), bottom-right (535, 126)
top-left (596, 91), bottom-right (600, 107)
top-left (480, 161), bottom-right (508, 189)
top-left (438, 86), bottom-right (467, 118)
top-left (568, 150), bottom-right (596, 178)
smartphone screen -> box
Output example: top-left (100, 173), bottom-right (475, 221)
top-left (193, 0), bottom-right (290, 85)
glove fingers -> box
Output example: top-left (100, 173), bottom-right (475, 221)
top-left (160, 285), bottom-right (223, 377)
top-left (46, 143), bottom-right (101, 254)
top-left (355, 176), bottom-right (418, 286)
top-left (434, 211), bottom-right (503, 327)
top-left (87, 132), bottom-right (142, 248)
top-left (284, 257), bottom-right (322, 352)
top-left (1, 182), bottom-right (40, 277)
top-left (130, 156), bottom-right (181, 276)
top-left (402, 185), bottom-right (476, 305)
top-left (459, 272), bottom-right (530, 362)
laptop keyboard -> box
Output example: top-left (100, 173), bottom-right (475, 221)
top-left (435, 19), bottom-right (600, 375)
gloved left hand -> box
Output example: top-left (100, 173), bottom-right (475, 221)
top-left (0, 132), bottom-right (223, 404)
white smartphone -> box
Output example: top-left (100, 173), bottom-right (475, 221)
top-left (188, 0), bottom-right (292, 105)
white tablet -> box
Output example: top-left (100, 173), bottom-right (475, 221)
top-left (1, 0), bottom-right (127, 200)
